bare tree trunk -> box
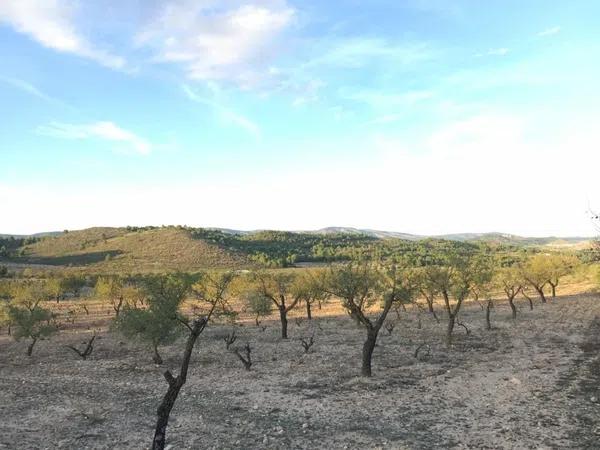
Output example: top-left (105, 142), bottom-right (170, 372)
top-left (485, 300), bottom-right (492, 330)
top-left (27, 337), bottom-right (37, 356)
top-left (279, 307), bottom-right (288, 339)
top-left (523, 292), bottom-right (534, 310)
top-left (153, 343), bottom-right (163, 365)
top-left (508, 297), bottom-right (517, 320)
top-left (361, 330), bottom-right (378, 377)
top-left (424, 296), bottom-right (440, 323)
top-left (549, 283), bottom-right (557, 298)
top-left (114, 296), bottom-right (124, 317)
top-left (306, 301), bottom-right (312, 320)
top-left (535, 286), bottom-right (547, 304)
top-left (446, 315), bottom-right (455, 347)
top-left (152, 318), bottom-right (206, 450)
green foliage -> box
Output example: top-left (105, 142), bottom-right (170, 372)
top-left (190, 271), bottom-right (237, 321)
top-left (7, 303), bottom-right (57, 342)
top-left (244, 290), bottom-right (272, 322)
top-left (323, 263), bottom-right (382, 313)
top-left (4, 282), bottom-right (58, 354)
top-left (113, 273), bottom-right (192, 361)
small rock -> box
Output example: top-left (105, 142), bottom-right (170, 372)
top-left (262, 436), bottom-right (269, 444)
top-left (509, 377), bottom-right (521, 385)
top-left (302, 423), bottom-right (309, 429)
top-left (590, 396), bottom-right (598, 403)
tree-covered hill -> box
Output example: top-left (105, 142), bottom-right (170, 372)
top-left (0, 225), bottom-right (588, 273)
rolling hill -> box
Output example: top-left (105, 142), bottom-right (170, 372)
top-left (5, 227), bottom-right (254, 272)
top-left (0, 226), bottom-right (593, 273)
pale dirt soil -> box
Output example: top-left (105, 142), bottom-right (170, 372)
top-left (1, 294), bottom-right (600, 449)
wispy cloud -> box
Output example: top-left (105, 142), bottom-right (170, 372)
top-left (367, 114), bottom-right (403, 125)
top-left (182, 84), bottom-right (260, 138)
top-left (476, 47), bottom-right (509, 57)
top-left (537, 26), bottom-right (561, 37)
top-left (304, 38), bottom-right (433, 69)
top-left (37, 121), bottom-right (151, 155)
top-left (0, 76), bottom-right (74, 109)
top-left (341, 88), bottom-right (434, 108)
top-left (136, 2), bottom-right (294, 87)
top-left (0, 0), bottom-right (125, 69)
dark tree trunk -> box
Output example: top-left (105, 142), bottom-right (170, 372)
top-left (426, 297), bottom-right (434, 313)
top-left (27, 337), bottom-right (37, 356)
top-left (549, 283), bottom-right (556, 298)
top-left (509, 298), bottom-right (517, 320)
top-left (153, 344), bottom-right (163, 365)
top-left (279, 307), bottom-right (288, 339)
top-left (114, 296), bottom-right (124, 317)
top-left (425, 296), bottom-right (439, 323)
top-left (152, 318), bottom-right (206, 450)
top-left (535, 286), bottom-right (547, 304)
top-left (306, 301), bottom-right (312, 320)
top-left (255, 315), bottom-right (260, 327)
top-left (485, 300), bottom-right (492, 330)
top-left (361, 330), bottom-right (378, 377)
top-left (523, 292), bottom-right (534, 310)
top-left (446, 315), bottom-right (455, 347)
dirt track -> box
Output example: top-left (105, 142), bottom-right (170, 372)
top-left (1, 294), bottom-right (600, 449)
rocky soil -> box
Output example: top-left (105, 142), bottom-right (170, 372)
top-left (1, 294), bottom-right (599, 449)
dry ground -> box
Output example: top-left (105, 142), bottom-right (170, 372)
top-left (1, 294), bottom-right (600, 449)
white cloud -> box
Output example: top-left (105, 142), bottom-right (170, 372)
top-left (475, 48), bottom-right (509, 57)
top-left (0, 76), bottom-right (61, 104)
top-left (136, 1), bottom-right (294, 86)
top-left (0, 0), bottom-right (125, 69)
top-left (37, 121), bottom-right (151, 155)
top-left (304, 38), bottom-right (432, 69)
top-left (182, 84), bottom-right (260, 138)
top-left (342, 88), bottom-right (434, 108)
top-left (537, 26), bottom-right (561, 37)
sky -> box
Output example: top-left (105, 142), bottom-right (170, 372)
top-left (1, 0), bottom-right (599, 236)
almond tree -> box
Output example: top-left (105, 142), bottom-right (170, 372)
top-left (6, 282), bottom-right (58, 355)
top-left (244, 291), bottom-right (272, 326)
top-left (95, 276), bottom-right (126, 316)
top-left (322, 263), bottom-right (414, 377)
top-left (425, 254), bottom-right (474, 347)
top-left (151, 271), bottom-right (235, 450)
top-left (496, 267), bottom-right (522, 320)
top-left (249, 271), bottom-right (302, 339)
top-left (414, 266), bottom-right (441, 322)
top-left (520, 255), bottom-right (550, 303)
top-left (469, 256), bottom-right (495, 330)
top-left (114, 273), bottom-right (192, 364)
top-left (294, 269), bottom-right (330, 320)
top-left (546, 254), bottom-right (577, 297)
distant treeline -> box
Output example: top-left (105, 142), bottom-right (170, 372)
top-left (0, 236), bottom-right (40, 258)
top-left (187, 228), bottom-right (531, 268)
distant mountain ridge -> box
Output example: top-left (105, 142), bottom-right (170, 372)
top-left (2, 226), bottom-right (592, 247)
top-left (308, 227), bottom-right (591, 246)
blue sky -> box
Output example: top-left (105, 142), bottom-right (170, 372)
top-left (1, 0), bottom-right (599, 236)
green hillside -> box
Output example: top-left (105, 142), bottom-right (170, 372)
top-left (7, 227), bottom-right (254, 272)
top-left (1, 225), bottom-right (589, 274)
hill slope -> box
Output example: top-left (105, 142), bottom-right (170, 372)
top-left (9, 227), bottom-right (254, 272)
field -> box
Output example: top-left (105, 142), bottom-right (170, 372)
top-left (1, 291), bottom-right (599, 449)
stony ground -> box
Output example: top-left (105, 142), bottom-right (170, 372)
top-left (1, 294), bottom-right (599, 449)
